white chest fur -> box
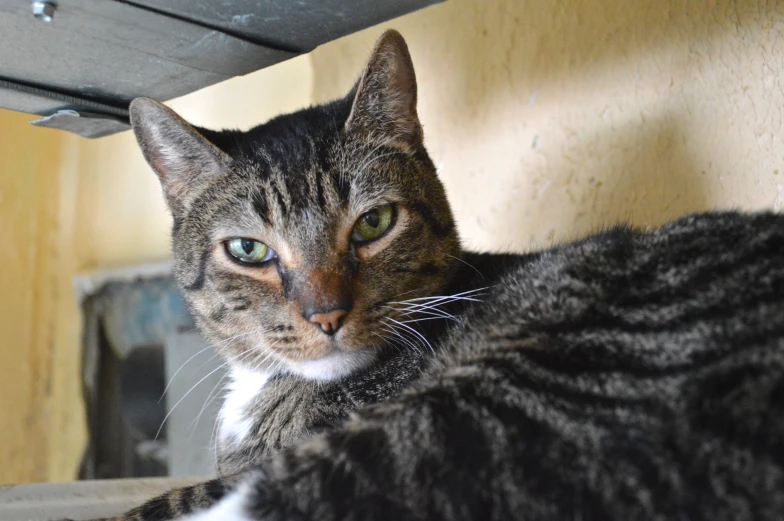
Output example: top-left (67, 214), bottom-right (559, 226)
top-left (218, 366), bottom-right (270, 444)
top-left (218, 349), bottom-right (377, 444)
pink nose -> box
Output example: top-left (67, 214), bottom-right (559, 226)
top-left (308, 309), bottom-right (348, 335)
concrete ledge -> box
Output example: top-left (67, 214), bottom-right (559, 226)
top-left (0, 477), bottom-right (203, 521)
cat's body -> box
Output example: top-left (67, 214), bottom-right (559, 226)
top-left (91, 31), bottom-right (784, 521)
top-left (235, 211), bottom-right (784, 521)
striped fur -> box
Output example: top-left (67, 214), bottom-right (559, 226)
top-left (232, 211), bottom-right (784, 521)
top-left (90, 31), bottom-right (784, 521)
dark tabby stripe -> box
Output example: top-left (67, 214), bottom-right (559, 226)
top-left (209, 306), bottom-right (228, 323)
top-left (136, 496), bottom-right (173, 521)
top-left (411, 201), bottom-right (455, 238)
top-left (181, 251), bottom-right (210, 292)
top-left (175, 486), bottom-right (194, 514)
top-left (391, 262), bottom-right (441, 276)
top-left (272, 183), bottom-right (288, 218)
top-left (251, 191), bottom-right (272, 226)
top-left (314, 167), bottom-right (327, 209)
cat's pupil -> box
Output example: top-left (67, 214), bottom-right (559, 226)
top-left (241, 239), bottom-right (255, 254)
top-left (364, 210), bottom-right (380, 228)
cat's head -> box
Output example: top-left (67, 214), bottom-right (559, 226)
top-left (129, 30), bottom-right (460, 380)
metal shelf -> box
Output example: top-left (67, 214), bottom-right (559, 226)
top-left (0, 0), bottom-right (442, 137)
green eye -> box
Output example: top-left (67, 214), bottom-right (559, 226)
top-left (226, 238), bottom-right (274, 264)
top-left (352, 205), bottom-right (394, 243)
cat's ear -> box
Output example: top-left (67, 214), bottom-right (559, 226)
top-left (345, 30), bottom-right (422, 147)
top-left (129, 98), bottom-right (231, 210)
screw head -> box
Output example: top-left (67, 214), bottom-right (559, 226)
top-left (32, 1), bottom-right (56, 23)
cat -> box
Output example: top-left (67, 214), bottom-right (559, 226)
top-left (83, 30), bottom-right (784, 521)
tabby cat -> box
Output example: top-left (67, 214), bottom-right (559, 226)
top-left (86, 30), bottom-right (784, 521)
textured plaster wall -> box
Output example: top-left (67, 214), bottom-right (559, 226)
top-left (0, 110), bottom-right (81, 484)
top-left (311, 0), bottom-right (784, 251)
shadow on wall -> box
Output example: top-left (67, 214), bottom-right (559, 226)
top-left (557, 113), bottom-right (714, 243)
top-left (311, 0), bottom-right (782, 251)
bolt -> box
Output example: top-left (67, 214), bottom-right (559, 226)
top-left (32, 1), bottom-right (56, 23)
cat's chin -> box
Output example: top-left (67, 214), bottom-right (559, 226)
top-left (285, 348), bottom-right (378, 381)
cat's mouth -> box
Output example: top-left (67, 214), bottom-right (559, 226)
top-left (271, 305), bottom-right (412, 381)
top-left (275, 322), bottom-right (381, 381)
top-left (284, 346), bottom-right (378, 381)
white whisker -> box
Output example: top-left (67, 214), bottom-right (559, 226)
top-left (385, 305), bottom-right (460, 322)
top-left (377, 327), bottom-right (415, 355)
top-left (390, 294), bottom-right (485, 316)
top-left (381, 322), bottom-right (424, 356)
top-left (188, 370), bottom-right (230, 439)
top-left (187, 344), bottom-right (262, 439)
top-left (383, 317), bottom-right (435, 355)
top-left (399, 315), bottom-right (460, 325)
top-left (159, 343), bottom-right (214, 403)
top-left (390, 287), bottom-right (488, 305)
top-left (445, 254), bottom-right (486, 281)
top-left (156, 345), bottom-right (259, 440)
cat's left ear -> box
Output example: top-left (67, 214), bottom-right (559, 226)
top-left (129, 98), bottom-right (232, 211)
top-left (345, 30), bottom-right (422, 148)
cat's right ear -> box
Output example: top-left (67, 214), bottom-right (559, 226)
top-left (129, 98), bottom-right (231, 210)
top-left (345, 30), bottom-right (422, 148)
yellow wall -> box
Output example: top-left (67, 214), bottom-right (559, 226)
top-left (311, 0), bottom-right (784, 251)
top-left (0, 109), bottom-right (81, 484)
top-left (0, 55), bottom-right (312, 484)
top-left (2, 0), bottom-right (783, 484)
